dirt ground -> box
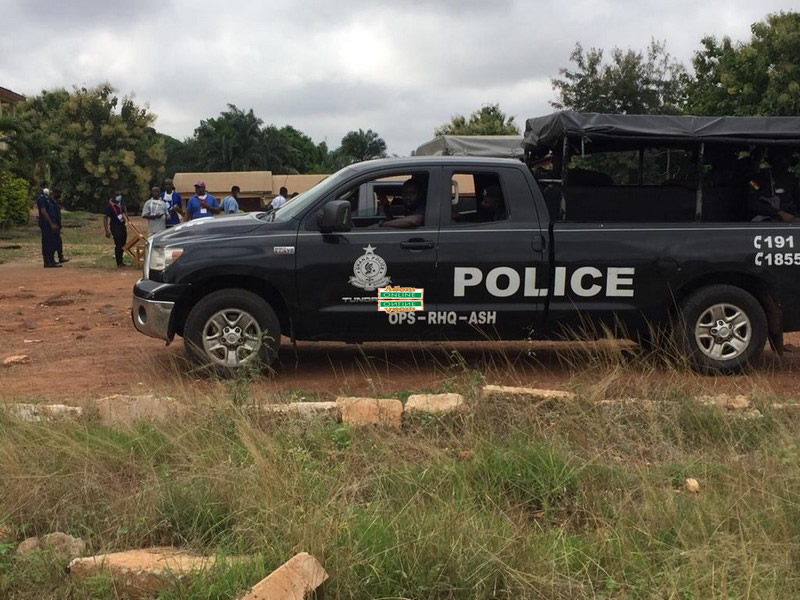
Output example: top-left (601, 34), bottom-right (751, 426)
top-left (2, 258), bottom-right (800, 404)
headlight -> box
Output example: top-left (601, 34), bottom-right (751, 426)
top-left (148, 246), bottom-right (184, 273)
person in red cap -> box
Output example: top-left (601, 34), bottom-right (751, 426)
top-left (185, 181), bottom-right (220, 220)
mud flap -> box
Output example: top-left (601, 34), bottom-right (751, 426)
top-left (762, 293), bottom-right (784, 356)
top-left (768, 330), bottom-right (784, 357)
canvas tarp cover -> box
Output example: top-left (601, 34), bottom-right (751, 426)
top-left (415, 135), bottom-right (524, 158)
top-left (523, 112), bottom-right (800, 149)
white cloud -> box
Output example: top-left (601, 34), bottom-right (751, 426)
top-left (0, 0), bottom-right (796, 156)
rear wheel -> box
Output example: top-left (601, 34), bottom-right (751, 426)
top-left (184, 289), bottom-right (280, 376)
top-left (676, 285), bottom-right (767, 373)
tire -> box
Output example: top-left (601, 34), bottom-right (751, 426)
top-left (676, 285), bottom-right (767, 374)
top-left (183, 288), bottom-right (280, 376)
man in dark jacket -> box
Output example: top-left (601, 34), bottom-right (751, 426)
top-left (36, 185), bottom-right (61, 268)
top-left (102, 191), bottom-right (128, 267)
top-left (51, 187), bottom-right (69, 263)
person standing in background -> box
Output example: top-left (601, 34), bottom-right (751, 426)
top-left (51, 187), bottom-right (68, 263)
top-left (36, 185), bottom-right (61, 268)
top-left (102, 191), bottom-right (128, 267)
top-left (271, 186), bottom-right (288, 210)
top-left (141, 186), bottom-right (168, 236)
top-left (221, 185), bottom-right (240, 214)
top-left (186, 181), bottom-right (220, 220)
top-left (162, 178), bottom-right (183, 227)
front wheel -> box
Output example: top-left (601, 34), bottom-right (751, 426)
top-left (676, 285), bottom-right (767, 374)
top-left (184, 289), bottom-right (280, 376)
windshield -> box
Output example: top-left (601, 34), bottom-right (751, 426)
top-left (262, 167), bottom-right (356, 222)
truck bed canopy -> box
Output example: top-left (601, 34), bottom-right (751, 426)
top-left (415, 135), bottom-right (524, 158)
top-left (524, 112), bottom-right (800, 150)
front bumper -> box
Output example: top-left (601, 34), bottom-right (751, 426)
top-left (131, 278), bottom-right (188, 342)
top-left (132, 295), bottom-right (175, 342)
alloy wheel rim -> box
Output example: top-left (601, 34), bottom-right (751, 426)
top-left (202, 309), bottom-right (262, 367)
top-left (694, 302), bottom-right (751, 361)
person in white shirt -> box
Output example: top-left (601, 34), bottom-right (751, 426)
top-left (271, 186), bottom-right (288, 210)
top-left (141, 186), bottom-right (168, 235)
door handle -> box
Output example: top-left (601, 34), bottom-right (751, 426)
top-left (531, 234), bottom-right (546, 252)
top-left (400, 239), bottom-right (435, 251)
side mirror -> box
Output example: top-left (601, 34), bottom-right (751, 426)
top-left (451, 179), bottom-right (460, 205)
top-left (317, 200), bottom-right (352, 233)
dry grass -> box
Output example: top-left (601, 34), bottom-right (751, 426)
top-left (2, 345), bottom-right (800, 599)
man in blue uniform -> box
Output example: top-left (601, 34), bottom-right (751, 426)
top-left (36, 186), bottom-right (61, 268)
top-left (161, 178), bottom-right (183, 227)
top-left (186, 181), bottom-right (220, 220)
top-left (51, 187), bottom-right (69, 263)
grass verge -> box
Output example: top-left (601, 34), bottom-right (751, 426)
top-left (1, 376), bottom-right (799, 599)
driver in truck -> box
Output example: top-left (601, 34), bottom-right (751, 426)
top-left (378, 178), bottom-right (426, 228)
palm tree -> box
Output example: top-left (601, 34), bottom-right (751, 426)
top-left (196, 105), bottom-right (269, 171)
top-left (339, 129), bottom-right (387, 163)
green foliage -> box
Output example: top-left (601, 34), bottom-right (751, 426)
top-left (0, 172), bottom-right (29, 229)
top-left (689, 11), bottom-right (800, 116)
top-left (194, 105), bottom-right (269, 172)
top-left (171, 104), bottom-right (365, 175)
top-left (338, 128), bottom-right (388, 163)
top-left (551, 40), bottom-right (689, 114)
top-left (463, 439), bottom-right (578, 510)
top-left (10, 83), bottom-right (165, 211)
top-left (434, 103), bottom-right (520, 136)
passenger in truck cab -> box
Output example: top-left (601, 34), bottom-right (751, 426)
top-left (378, 178), bottom-right (427, 228)
top-left (748, 148), bottom-right (800, 223)
top-left (453, 183), bottom-right (506, 222)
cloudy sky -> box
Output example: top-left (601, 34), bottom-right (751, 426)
top-left (0, 0), bottom-right (795, 156)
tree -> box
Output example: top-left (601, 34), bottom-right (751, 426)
top-left (194, 105), bottom-right (269, 172)
top-left (551, 40), bottom-right (689, 114)
top-left (688, 11), bottom-right (800, 116)
top-left (11, 84), bottom-right (165, 211)
top-left (338, 129), bottom-right (387, 163)
top-left (435, 104), bottom-right (520, 136)
top-left (0, 172), bottom-right (28, 229)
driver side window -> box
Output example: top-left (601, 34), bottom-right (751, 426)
top-left (333, 172), bottom-right (429, 228)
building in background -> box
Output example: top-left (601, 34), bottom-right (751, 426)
top-left (0, 86), bottom-right (25, 118)
top-left (173, 171), bottom-right (272, 212)
top-left (173, 171), bottom-right (329, 212)
top-left (0, 86), bottom-right (25, 151)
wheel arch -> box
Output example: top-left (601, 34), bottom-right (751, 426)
top-left (673, 271), bottom-right (782, 346)
top-left (171, 275), bottom-right (292, 339)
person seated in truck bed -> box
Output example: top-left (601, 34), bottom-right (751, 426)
top-left (703, 146), bottom-right (740, 188)
top-left (748, 148), bottom-right (800, 223)
top-left (379, 178), bottom-right (427, 228)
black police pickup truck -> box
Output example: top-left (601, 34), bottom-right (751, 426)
top-left (132, 112), bottom-right (800, 375)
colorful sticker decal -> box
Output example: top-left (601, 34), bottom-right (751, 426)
top-left (349, 244), bottom-right (391, 291)
top-left (378, 286), bottom-right (424, 313)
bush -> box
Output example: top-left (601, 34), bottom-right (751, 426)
top-left (0, 172), bottom-right (29, 229)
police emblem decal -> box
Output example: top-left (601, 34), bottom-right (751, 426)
top-left (349, 244), bottom-right (391, 291)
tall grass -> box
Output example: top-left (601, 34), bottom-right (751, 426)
top-left (2, 370), bottom-right (800, 599)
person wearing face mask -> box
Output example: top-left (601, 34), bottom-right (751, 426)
top-left (102, 190), bottom-right (129, 267)
top-left (186, 181), bottom-right (220, 220)
top-left (36, 185), bottom-right (61, 268)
